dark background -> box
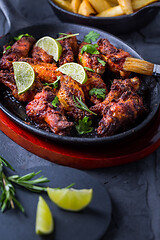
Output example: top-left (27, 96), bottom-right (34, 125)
top-left (0, 0), bottom-right (160, 239)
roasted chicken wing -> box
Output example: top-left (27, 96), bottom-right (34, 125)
top-left (97, 38), bottom-right (131, 77)
top-left (97, 91), bottom-right (145, 136)
top-left (78, 42), bottom-right (105, 74)
top-left (58, 33), bottom-right (79, 66)
top-left (32, 46), bottom-right (54, 63)
top-left (26, 87), bottom-right (73, 135)
top-left (57, 75), bottom-right (91, 121)
top-left (91, 77), bottom-right (140, 114)
top-left (0, 36), bottom-right (36, 70)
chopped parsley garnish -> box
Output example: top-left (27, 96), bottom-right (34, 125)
top-left (52, 96), bottom-right (59, 108)
top-left (84, 67), bottom-right (95, 72)
top-left (73, 96), bottom-right (97, 115)
top-left (43, 76), bottom-right (60, 89)
top-left (84, 31), bottom-right (100, 44)
top-left (89, 88), bottom-right (106, 100)
top-left (97, 57), bottom-right (106, 66)
top-left (81, 44), bottom-right (100, 55)
top-left (56, 33), bottom-right (79, 41)
top-left (76, 116), bottom-right (93, 135)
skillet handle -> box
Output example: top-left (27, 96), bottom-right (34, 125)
top-left (0, 0), bottom-right (31, 34)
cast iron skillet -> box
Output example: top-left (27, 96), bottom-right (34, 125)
top-left (48, 0), bottom-right (160, 35)
top-left (0, 0), bottom-right (159, 147)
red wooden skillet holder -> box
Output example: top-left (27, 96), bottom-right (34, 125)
top-left (0, 108), bottom-right (159, 169)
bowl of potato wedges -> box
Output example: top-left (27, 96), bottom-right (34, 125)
top-left (48, 0), bottom-right (160, 34)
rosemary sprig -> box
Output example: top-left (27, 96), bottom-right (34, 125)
top-left (8, 171), bottom-right (49, 192)
top-left (73, 96), bottom-right (97, 115)
top-left (0, 156), bottom-right (49, 212)
top-left (56, 33), bottom-right (79, 41)
top-left (0, 172), bottom-right (24, 212)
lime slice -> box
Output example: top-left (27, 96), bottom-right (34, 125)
top-left (47, 187), bottom-right (93, 211)
top-left (13, 61), bottom-right (35, 95)
top-left (35, 196), bottom-right (54, 235)
top-left (36, 36), bottom-right (62, 61)
top-left (57, 62), bottom-right (88, 84)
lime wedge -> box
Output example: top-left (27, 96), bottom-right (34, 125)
top-left (47, 187), bottom-right (93, 211)
top-left (35, 196), bottom-right (54, 235)
top-left (13, 61), bottom-right (35, 95)
top-left (57, 62), bottom-right (88, 84)
top-left (35, 36), bottom-right (62, 61)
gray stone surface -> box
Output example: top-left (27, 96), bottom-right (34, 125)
top-left (0, 1), bottom-right (160, 239)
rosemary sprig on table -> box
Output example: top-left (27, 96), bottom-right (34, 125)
top-left (0, 156), bottom-right (49, 213)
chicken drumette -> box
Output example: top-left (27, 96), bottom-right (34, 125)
top-left (57, 75), bottom-right (91, 121)
top-left (78, 42), bottom-right (105, 75)
top-left (26, 87), bottom-right (74, 135)
top-left (97, 38), bottom-right (131, 77)
top-left (0, 36), bottom-right (36, 70)
top-left (97, 91), bottom-right (145, 136)
top-left (58, 33), bottom-right (79, 66)
top-left (91, 77), bottom-right (140, 114)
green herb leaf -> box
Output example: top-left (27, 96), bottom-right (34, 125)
top-left (81, 44), bottom-right (100, 55)
top-left (84, 67), bottom-right (95, 72)
top-left (84, 31), bottom-right (100, 43)
top-left (3, 45), bottom-right (11, 54)
top-left (44, 76), bottom-right (60, 89)
top-left (0, 156), bottom-right (15, 171)
top-left (0, 156), bottom-right (49, 213)
top-left (76, 116), bottom-right (93, 134)
top-left (56, 33), bottom-right (79, 41)
top-left (73, 96), bottom-right (97, 115)
top-left (97, 57), bottom-right (106, 66)
top-left (52, 96), bottom-right (59, 108)
top-left (14, 33), bottom-right (34, 41)
top-left (89, 88), bottom-right (106, 100)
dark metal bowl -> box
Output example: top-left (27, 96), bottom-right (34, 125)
top-left (48, 0), bottom-right (160, 34)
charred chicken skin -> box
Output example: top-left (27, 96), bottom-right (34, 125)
top-left (97, 91), bottom-right (145, 137)
top-left (58, 33), bottom-right (79, 66)
top-left (91, 77), bottom-right (140, 114)
top-left (97, 38), bottom-right (131, 77)
top-left (32, 46), bottom-right (54, 63)
top-left (30, 63), bottom-right (61, 83)
top-left (78, 42), bottom-right (105, 75)
top-left (26, 87), bottom-right (74, 135)
top-left (19, 58), bottom-right (60, 83)
top-left (57, 75), bottom-right (91, 121)
top-left (0, 36), bottom-right (36, 70)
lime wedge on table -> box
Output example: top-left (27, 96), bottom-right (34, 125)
top-left (57, 62), bottom-right (88, 84)
top-left (13, 61), bottom-right (35, 95)
top-left (36, 36), bottom-right (62, 61)
top-left (35, 196), bottom-right (54, 235)
top-left (47, 187), bottom-right (93, 211)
